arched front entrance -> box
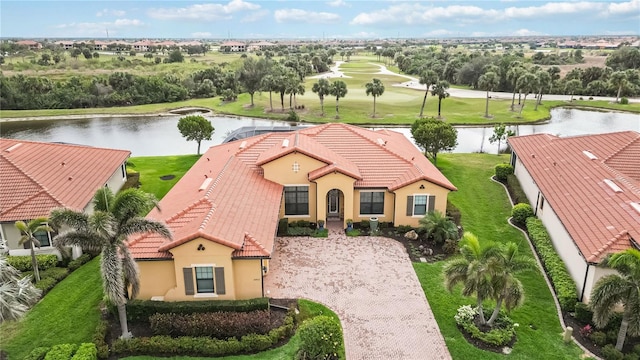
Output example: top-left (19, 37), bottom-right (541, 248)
top-left (326, 189), bottom-right (344, 221)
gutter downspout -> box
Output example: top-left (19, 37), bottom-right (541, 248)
top-left (260, 258), bottom-right (265, 298)
top-left (534, 192), bottom-right (540, 216)
top-left (580, 263), bottom-right (591, 302)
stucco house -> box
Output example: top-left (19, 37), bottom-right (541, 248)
top-left (508, 131), bottom-right (640, 302)
top-left (128, 123), bottom-right (456, 301)
top-left (0, 139), bottom-right (130, 259)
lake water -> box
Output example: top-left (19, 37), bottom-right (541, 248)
top-left (1, 108), bottom-right (638, 156)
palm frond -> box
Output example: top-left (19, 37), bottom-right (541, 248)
top-left (119, 246), bottom-right (140, 299)
top-left (120, 218), bottom-right (172, 241)
top-left (88, 211), bottom-right (116, 240)
top-left (111, 189), bottom-right (156, 222)
top-left (590, 275), bottom-right (628, 328)
top-left (503, 278), bottom-right (525, 311)
top-left (101, 245), bottom-right (125, 306)
top-left (53, 231), bottom-right (104, 252)
top-left (92, 187), bottom-right (115, 213)
top-left (49, 208), bottom-right (89, 230)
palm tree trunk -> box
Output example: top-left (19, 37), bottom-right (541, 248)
top-left (615, 316), bottom-right (629, 351)
top-left (250, 93), bottom-right (254, 107)
top-left (320, 97), bottom-right (325, 116)
top-left (437, 98), bottom-right (442, 119)
top-left (510, 90), bottom-right (516, 111)
top-left (373, 96), bottom-right (377, 118)
top-left (616, 86), bottom-right (622, 103)
top-left (535, 90), bottom-right (541, 111)
top-left (335, 98), bottom-right (340, 119)
top-left (519, 94), bottom-right (528, 117)
top-left (420, 90), bottom-right (428, 118)
top-left (117, 303), bottom-right (133, 339)
top-left (477, 298), bottom-right (486, 325)
top-left (484, 90), bottom-right (490, 118)
top-left (280, 92), bottom-right (285, 111)
top-left (197, 140), bottom-right (201, 155)
top-left (30, 242), bottom-right (40, 282)
top-left (269, 91), bottom-right (273, 111)
top-left (487, 297), bottom-right (503, 326)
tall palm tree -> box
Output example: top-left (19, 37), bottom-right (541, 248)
top-left (478, 72), bottom-right (499, 118)
top-left (329, 80), bottom-right (347, 119)
top-left (312, 78), bottom-right (331, 116)
top-left (443, 232), bottom-right (502, 325)
top-left (260, 74), bottom-right (276, 112)
top-left (431, 80), bottom-right (450, 119)
top-left (516, 72), bottom-right (538, 117)
top-left (507, 63), bottom-right (525, 111)
top-left (365, 78), bottom-right (385, 118)
top-left (564, 79), bottom-right (583, 102)
top-left (418, 210), bottom-right (458, 244)
top-left (534, 71), bottom-right (552, 111)
top-left (590, 249), bottom-right (640, 351)
top-left (15, 217), bottom-right (52, 283)
top-left (610, 71), bottom-right (628, 103)
top-left (419, 70), bottom-right (439, 118)
top-left (50, 188), bottom-right (172, 339)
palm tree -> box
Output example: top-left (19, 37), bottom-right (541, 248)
top-left (564, 79), bottom-right (583, 102)
top-left (507, 63), bottom-right (525, 111)
top-left (431, 80), bottom-right (450, 119)
top-left (609, 71), bottom-right (628, 103)
top-left (312, 78), bottom-right (331, 116)
top-left (443, 232), bottom-right (501, 325)
top-left (50, 188), bottom-right (172, 339)
top-left (0, 254), bottom-right (42, 322)
top-left (590, 249), bottom-right (640, 351)
top-left (419, 70), bottom-right (439, 118)
top-left (365, 78), bottom-right (385, 118)
top-left (260, 74), bottom-right (276, 111)
top-left (478, 72), bottom-right (499, 118)
top-left (534, 71), bottom-right (552, 111)
top-left (486, 242), bottom-right (536, 326)
top-left (418, 210), bottom-right (458, 244)
top-left (329, 80), bottom-right (347, 119)
top-left (516, 72), bottom-right (538, 117)
top-left (15, 217), bottom-right (52, 283)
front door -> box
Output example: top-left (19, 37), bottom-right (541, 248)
top-left (328, 189), bottom-right (339, 214)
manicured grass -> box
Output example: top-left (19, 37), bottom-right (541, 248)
top-left (0, 257), bottom-right (103, 360)
top-left (127, 154), bottom-right (200, 200)
top-left (414, 153), bottom-right (584, 359)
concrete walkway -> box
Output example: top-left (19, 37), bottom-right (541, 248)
top-left (263, 224), bottom-right (451, 360)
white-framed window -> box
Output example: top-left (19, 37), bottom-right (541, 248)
top-left (406, 194), bottom-right (436, 217)
top-left (284, 185), bottom-right (309, 216)
top-left (183, 264), bottom-right (226, 296)
top-left (360, 191), bottom-right (385, 215)
top-left (195, 266), bottom-right (214, 293)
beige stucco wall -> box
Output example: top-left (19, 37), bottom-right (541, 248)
top-left (353, 189), bottom-right (394, 223)
top-left (513, 157), bottom-right (536, 207)
top-left (233, 259), bottom-right (264, 299)
top-left (393, 180), bottom-right (451, 227)
top-left (583, 265), bottom-right (620, 303)
top-left (105, 161), bottom-right (128, 194)
top-left (137, 260), bottom-right (177, 300)
top-left (314, 172), bottom-right (356, 227)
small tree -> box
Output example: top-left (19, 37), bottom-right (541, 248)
top-left (410, 117), bottom-right (458, 165)
top-left (177, 115), bottom-right (214, 155)
top-left (15, 217), bottom-right (52, 283)
top-left (0, 254), bottom-right (42, 322)
top-left (419, 210), bottom-right (458, 244)
top-left (312, 78), bottom-right (331, 116)
top-left (488, 124), bottom-right (515, 155)
top-left (365, 78), bottom-right (385, 118)
top-left (329, 80), bottom-right (348, 119)
top-left (431, 80), bottom-right (450, 119)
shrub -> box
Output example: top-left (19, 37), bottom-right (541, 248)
top-left (455, 307), bottom-right (516, 347)
top-left (446, 200), bottom-right (462, 225)
top-left (35, 277), bottom-right (58, 294)
top-left (150, 310), bottom-right (272, 338)
top-left (346, 229), bottom-right (360, 237)
top-left (506, 174), bottom-right (529, 205)
top-left (442, 239), bottom-right (459, 254)
top-left (287, 227), bottom-right (314, 236)
top-left (512, 203), bottom-right (534, 227)
top-left (290, 220), bottom-right (311, 228)
top-left (24, 347), bottom-right (50, 360)
top-left (625, 353), bottom-right (640, 360)
top-left (71, 343), bottom-right (98, 360)
top-left (297, 316), bottom-right (343, 360)
top-left (39, 267), bottom-right (69, 282)
top-left (93, 319), bottom-right (109, 359)
top-left (526, 218), bottom-right (578, 311)
top-left (606, 329), bottom-right (619, 344)
top-left (67, 254), bottom-right (93, 272)
top-left (287, 110), bottom-right (300, 121)
top-left (574, 302), bottom-right (593, 324)
top-left (396, 225), bottom-right (414, 234)
top-left (7, 254), bottom-right (58, 272)
top-left (125, 298), bottom-right (269, 322)
top-left (44, 343), bottom-right (78, 360)
top-left (602, 344), bottom-right (624, 360)
top-left (579, 324), bottom-right (593, 338)
top-left (359, 219), bottom-right (370, 229)
top-left (495, 163), bottom-right (514, 182)
top-left (312, 229), bottom-right (328, 238)
top-left (589, 331), bottom-right (608, 347)
top-left (277, 218), bottom-right (289, 236)
top-left (634, 344), bottom-right (640, 355)
top-left (620, 97), bottom-right (629, 105)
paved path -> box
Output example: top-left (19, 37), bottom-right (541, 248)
top-left (264, 224), bottom-right (451, 360)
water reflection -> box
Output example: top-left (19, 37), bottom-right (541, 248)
top-left (1, 108), bottom-right (638, 156)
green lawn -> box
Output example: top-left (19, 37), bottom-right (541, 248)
top-left (127, 154), bottom-right (200, 199)
top-left (415, 153), bottom-right (584, 359)
top-left (0, 257), bottom-right (103, 360)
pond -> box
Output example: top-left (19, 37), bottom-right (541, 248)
top-left (1, 108), bottom-right (638, 156)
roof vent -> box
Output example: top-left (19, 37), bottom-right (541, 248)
top-left (631, 202), bottom-right (640, 215)
top-left (376, 138), bottom-right (385, 146)
top-left (282, 139), bottom-right (289, 148)
top-left (582, 150), bottom-right (598, 160)
top-left (5, 143), bottom-right (23, 152)
top-left (604, 179), bottom-right (623, 193)
top-left (199, 177), bottom-right (213, 191)
top-left (239, 141), bottom-right (247, 149)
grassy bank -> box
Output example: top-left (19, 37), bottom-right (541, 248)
top-left (415, 153), bottom-right (584, 359)
top-left (127, 155), bottom-right (200, 200)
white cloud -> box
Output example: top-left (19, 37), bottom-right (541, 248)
top-left (274, 9), bottom-right (340, 23)
top-left (53, 18), bottom-right (144, 36)
top-left (96, 9), bottom-right (126, 17)
top-left (351, 3), bottom-right (500, 26)
top-left (606, 0), bottom-right (640, 16)
top-left (503, 2), bottom-right (603, 19)
top-left (148, 0), bottom-right (260, 21)
top-left (512, 28), bottom-right (544, 36)
top-left (192, 32), bottom-right (213, 38)
top-left (424, 29), bottom-right (456, 37)
top-left (242, 9), bottom-right (269, 23)
top-left (327, 0), bottom-right (349, 7)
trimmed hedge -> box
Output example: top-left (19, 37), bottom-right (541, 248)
top-left (112, 309), bottom-right (295, 357)
top-left (297, 315), bottom-right (344, 360)
top-left (92, 319), bottom-right (109, 359)
top-left (35, 277), bottom-right (59, 294)
top-left (7, 254), bottom-right (58, 272)
top-left (287, 227), bottom-right (314, 236)
top-left (511, 203), bottom-right (534, 227)
top-left (526, 218), bottom-right (578, 311)
top-left (67, 254), bottom-right (93, 272)
top-left (24, 347), bottom-right (50, 360)
top-left (506, 174), bottom-right (529, 205)
top-left (124, 298), bottom-right (269, 322)
top-left (574, 302), bottom-right (594, 324)
top-left (44, 343), bottom-right (77, 360)
top-left (495, 163), bottom-right (514, 182)
top-left (70, 343), bottom-right (97, 360)
top-left (446, 199), bottom-right (462, 226)
top-left (277, 218), bottom-right (288, 236)
top-left (150, 310), bottom-right (272, 338)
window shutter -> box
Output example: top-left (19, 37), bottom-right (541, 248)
top-left (406, 196), bottom-right (414, 216)
top-left (183, 268), bottom-right (194, 295)
top-left (214, 267), bottom-right (226, 295)
top-left (428, 195), bottom-right (436, 212)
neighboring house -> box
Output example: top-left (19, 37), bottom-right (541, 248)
top-left (128, 123), bottom-right (456, 301)
top-left (16, 40), bottom-right (42, 50)
top-left (508, 131), bottom-right (640, 302)
top-left (220, 41), bottom-right (246, 52)
top-left (247, 41), bottom-right (276, 52)
top-left (0, 139), bottom-right (130, 259)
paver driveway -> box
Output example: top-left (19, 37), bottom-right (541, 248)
top-left (263, 228), bottom-right (451, 360)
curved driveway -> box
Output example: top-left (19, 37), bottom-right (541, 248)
top-left (263, 229), bottom-right (451, 360)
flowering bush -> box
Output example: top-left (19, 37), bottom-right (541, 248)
top-left (454, 305), bottom-right (477, 325)
top-left (455, 306), bottom-right (517, 347)
top-left (579, 324), bottom-right (593, 338)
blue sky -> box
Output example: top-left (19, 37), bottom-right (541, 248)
top-left (1, 1), bottom-right (639, 39)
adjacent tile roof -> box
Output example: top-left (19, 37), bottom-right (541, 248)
top-left (128, 123), bottom-right (455, 260)
top-left (0, 139), bottom-right (130, 222)
top-left (508, 131), bottom-right (640, 263)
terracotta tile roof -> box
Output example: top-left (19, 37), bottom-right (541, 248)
top-left (0, 139), bottom-right (130, 222)
top-left (508, 131), bottom-right (640, 263)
